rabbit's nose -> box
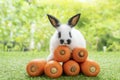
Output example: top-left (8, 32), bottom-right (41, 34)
top-left (67, 39), bottom-right (71, 44)
top-left (60, 39), bottom-right (64, 44)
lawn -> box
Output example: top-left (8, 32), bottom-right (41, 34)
top-left (0, 51), bottom-right (120, 80)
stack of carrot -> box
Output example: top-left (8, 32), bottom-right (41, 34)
top-left (26, 45), bottom-right (100, 78)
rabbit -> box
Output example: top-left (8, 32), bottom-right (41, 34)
top-left (47, 13), bottom-right (86, 61)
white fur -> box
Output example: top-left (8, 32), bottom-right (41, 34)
top-left (47, 24), bottom-right (86, 61)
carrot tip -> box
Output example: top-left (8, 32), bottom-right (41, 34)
top-left (78, 51), bottom-right (84, 57)
top-left (30, 65), bottom-right (37, 72)
top-left (50, 67), bottom-right (58, 74)
top-left (89, 66), bottom-right (96, 73)
top-left (70, 66), bottom-right (76, 72)
top-left (60, 50), bottom-right (65, 55)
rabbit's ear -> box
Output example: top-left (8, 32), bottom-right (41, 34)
top-left (68, 13), bottom-right (81, 27)
top-left (47, 14), bottom-right (60, 28)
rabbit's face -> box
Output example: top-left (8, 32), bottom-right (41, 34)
top-left (57, 24), bottom-right (72, 45)
top-left (47, 13), bottom-right (80, 45)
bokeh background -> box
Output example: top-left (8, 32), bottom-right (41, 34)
top-left (0, 0), bottom-right (120, 52)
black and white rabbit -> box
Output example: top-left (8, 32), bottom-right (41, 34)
top-left (47, 13), bottom-right (86, 61)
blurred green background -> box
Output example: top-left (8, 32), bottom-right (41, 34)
top-left (0, 0), bottom-right (120, 52)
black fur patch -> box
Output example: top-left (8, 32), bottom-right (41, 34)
top-left (60, 39), bottom-right (64, 44)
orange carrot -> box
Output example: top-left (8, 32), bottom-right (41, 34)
top-left (26, 59), bottom-right (46, 77)
top-left (63, 60), bottom-right (80, 76)
top-left (72, 47), bottom-right (88, 62)
top-left (80, 59), bottom-right (100, 77)
top-left (54, 45), bottom-right (71, 62)
top-left (44, 60), bottom-right (63, 78)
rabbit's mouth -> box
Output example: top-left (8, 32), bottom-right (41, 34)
top-left (60, 42), bottom-right (71, 45)
top-left (63, 43), bottom-right (69, 45)
top-left (60, 43), bottom-right (71, 46)
top-left (60, 39), bottom-right (71, 45)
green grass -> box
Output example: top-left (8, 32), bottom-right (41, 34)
top-left (0, 51), bottom-right (120, 80)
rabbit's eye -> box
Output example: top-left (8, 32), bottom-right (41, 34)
top-left (58, 32), bottom-right (61, 38)
top-left (69, 32), bottom-right (72, 38)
